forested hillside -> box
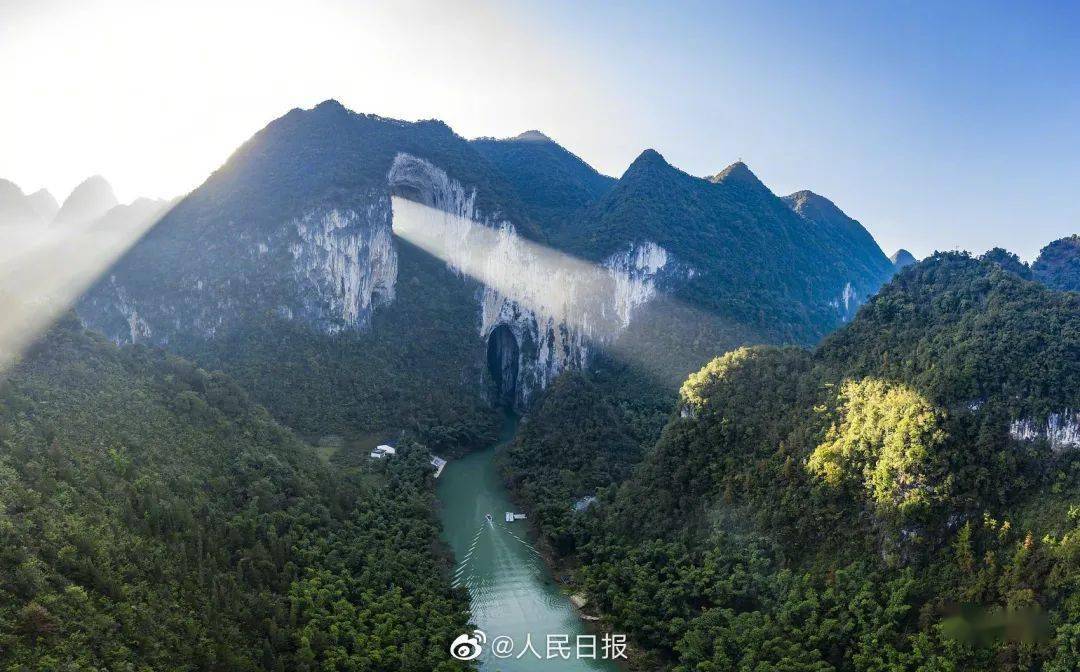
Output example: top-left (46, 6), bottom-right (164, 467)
top-left (512, 253), bottom-right (1080, 670)
top-left (1033, 234), bottom-right (1080, 292)
top-left (0, 316), bottom-right (470, 671)
top-left (563, 152), bottom-right (895, 344)
top-left (179, 239), bottom-right (501, 455)
top-left (471, 130), bottom-right (616, 232)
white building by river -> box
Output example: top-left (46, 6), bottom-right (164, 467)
top-left (370, 444), bottom-right (396, 459)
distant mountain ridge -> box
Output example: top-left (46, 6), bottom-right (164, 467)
top-left (0, 176), bottom-right (122, 229)
top-left (0, 178), bottom-right (41, 227)
top-left (52, 175), bottom-right (118, 228)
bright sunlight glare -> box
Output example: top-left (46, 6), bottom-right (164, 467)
top-left (0, 202), bottom-right (169, 371)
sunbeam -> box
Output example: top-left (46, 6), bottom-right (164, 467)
top-left (389, 195), bottom-right (725, 388)
top-left (0, 201), bottom-right (172, 371)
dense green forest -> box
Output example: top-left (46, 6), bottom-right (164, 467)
top-left (509, 252), bottom-right (1080, 670)
top-left (0, 316), bottom-right (470, 671)
top-left (470, 130), bottom-right (616, 233)
top-left (1033, 235), bottom-right (1080, 292)
top-left (500, 372), bottom-right (644, 556)
top-left (178, 240), bottom-right (500, 457)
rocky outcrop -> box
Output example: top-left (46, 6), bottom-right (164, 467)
top-left (79, 149), bottom-right (678, 408)
top-left (829, 281), bottom-right (860, 321)
top-left (289, 201), bottom-right (397, 333)
top-left (82, 193), bottom-right (397, 343)
top-left (1009, 411), bottom-right (1080, 453)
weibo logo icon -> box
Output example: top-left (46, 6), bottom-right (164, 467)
top-left (449, 629), bottom-right (487, 661)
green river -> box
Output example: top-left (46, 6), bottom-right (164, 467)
top-left (436, 414), bottom-right (621, 671)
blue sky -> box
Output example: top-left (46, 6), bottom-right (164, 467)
top-left (2, 0), bottom-right (1077, 259)
top-left (507, 0), bottom-right (1080, 260)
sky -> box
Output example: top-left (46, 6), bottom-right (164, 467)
top-left (2, 0), bottom-right (1078, 260)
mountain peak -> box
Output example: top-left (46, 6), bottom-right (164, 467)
top-left (313, 98), bottom-right (347, 112)
top-left (289, 99), bottom-right (354, 125)
top-left (27, 188), bottom-right (59, 221)
top-left (0, 178), bottom-right (41, 226)
top-left (708, 161), bottom-right (765, 190)
top-left (783, 189), bottom-right (847, 222)
top-left (53, 175), bottom-right (119, 227)
top-left (0, 177), bottom-right (24, 200)
top-left (76, 174), bottom-right (113, 192)
top-left (890, 249), bottom-right (917, 269)
top-left (621, 149), bottom-right (671, 178)
top-left (785, 188), bottom-right (832, 206)
top-left (0, 179), bottom-right (62, 227)
top-left (512, 130), bottom-right (552, 143)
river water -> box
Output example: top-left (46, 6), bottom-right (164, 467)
top-left (436, 414), bottom-right (621, 671)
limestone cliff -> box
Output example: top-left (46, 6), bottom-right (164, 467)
top-left (389, 153), bottom-right (685, 404)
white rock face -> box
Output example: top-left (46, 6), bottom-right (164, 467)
top-left (1009, 411), bottom-right (1080, 452)
top-left (829, 281), bottom-right (860, 321)
top-left (388, 153), bottom-right (677, 404)
top-left (111, 278), bottom-right (153, 343)
top-left (604, 241), bottom-right (670, 329)
top-left (290, 200), bottom-right (397, 332)
top-left (83, 191), bottom-right (399, 343)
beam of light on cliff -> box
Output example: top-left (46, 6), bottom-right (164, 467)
top-left (390, 196), bottom-right (662, 341)
top-left (390, 195), bottom-right (732, 390)
top-left (0, 201), bottom-right (171, 373)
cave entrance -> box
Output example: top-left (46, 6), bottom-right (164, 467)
top-left (487, 324), bottom-right (519, 408)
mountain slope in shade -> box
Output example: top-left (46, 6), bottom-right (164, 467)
top-left (1033, 234), bottom-right (1080, 291)
top-left (782, 188), bottom-right (895, 293)
top-left (77, 100), bottom-right (540, 444)
top-left (77, 99), bottom-right (537, 339)
top-left (52, 175), bottom-right (119, 227)
top-left (890, 248), bottom-right (917, 268)
top-left (568, 152), bottom-right (895, 344)
top-left (0, 178), bottom-right (43, 227)
top-left (26, 188), bottom-right (59, 222)
top-left (470, 130), bottom-right (615, 231)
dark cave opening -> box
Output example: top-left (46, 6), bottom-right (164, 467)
top-left (486, 324), bottom-right (519, 408)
